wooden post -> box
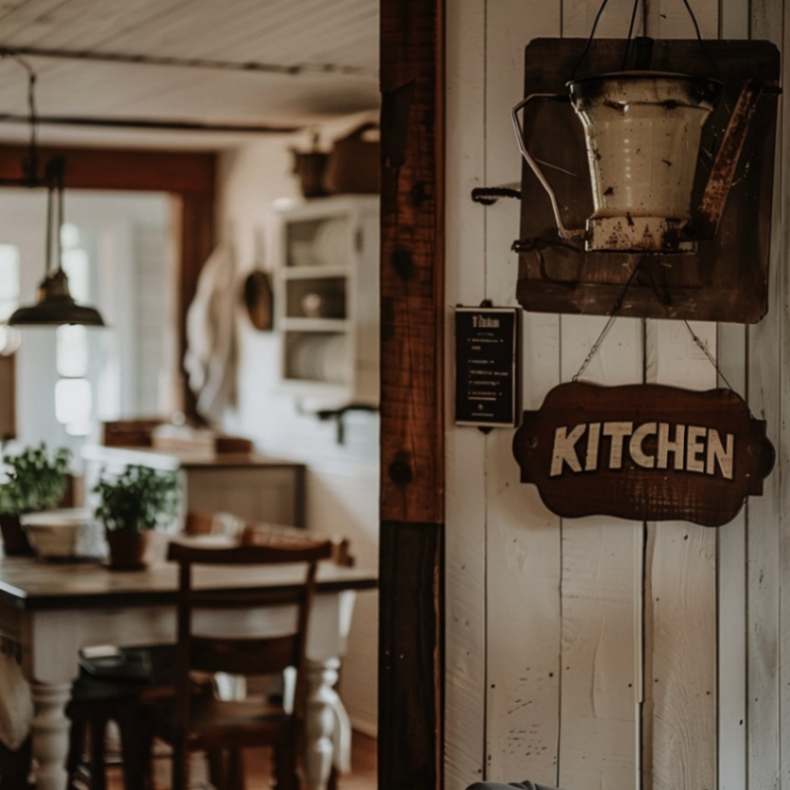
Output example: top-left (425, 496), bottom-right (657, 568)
top-left (379, 0), bottom-right (445, 788)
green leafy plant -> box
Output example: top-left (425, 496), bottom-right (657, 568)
top-left (0, 444), bottom-right (71, 515)
top-left (94, 465), bottom-right (179, 533)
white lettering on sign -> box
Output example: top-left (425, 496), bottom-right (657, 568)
top-left (657, 422), bottom-right (685, 471)
top-left (550, 425), bottom-right (585, 477)
top-left (548, 421), bottom-right (735, 480)
top-left (630, 421), bottom-right (657, 469)
top-left (602, 421), bottom-right (633, 469)
top-left (472, 315), bottom-right (500, 328)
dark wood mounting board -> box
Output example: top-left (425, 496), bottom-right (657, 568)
top-left (517, 38), bottom-right (779, 323)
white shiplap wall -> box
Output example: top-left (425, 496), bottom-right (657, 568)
top-left (444, 0), bottom-right (788, 788)
top-left (216, 127), bottom-right (380, 735)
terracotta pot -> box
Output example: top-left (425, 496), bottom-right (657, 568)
top-left (106, 529), bottom-right (153, 570)
top-left (0, 514), bottom-right (34, 556)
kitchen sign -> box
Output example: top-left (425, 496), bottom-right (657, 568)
top-left (455, 306), bottom-right (520, 428)
top-left (512, 382), bottom-right (775, 527)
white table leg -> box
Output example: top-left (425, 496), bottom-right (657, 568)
top-left (304, 657), bottom-right (340, 790)
top-left (30, 682), bottom-right (71, 790)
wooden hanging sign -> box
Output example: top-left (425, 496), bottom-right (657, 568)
top-left (512, 382), bottom-right (775, 527)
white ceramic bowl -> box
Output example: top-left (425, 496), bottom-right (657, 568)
top-left (21, 509), bottom-right (98, 560)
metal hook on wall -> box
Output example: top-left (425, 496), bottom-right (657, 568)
top-left (295, 401), bottom-right (379, 445)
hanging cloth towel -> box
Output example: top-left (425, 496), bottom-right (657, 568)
top-left (184, 244), bottom-right (238, 424)
top-left (0, 648), bottom-right (33, 750)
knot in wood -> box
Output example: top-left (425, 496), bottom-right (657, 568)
top-left (388, 453), bottom-right (413, 486)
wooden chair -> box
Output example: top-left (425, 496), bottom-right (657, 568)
top-left (163, 538), bottom-right (333, 790)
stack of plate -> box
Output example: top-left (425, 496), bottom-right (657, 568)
top-left (311, 219), bottom-right (348, 267)
top-left (290, 335), bottom-right (347, 383)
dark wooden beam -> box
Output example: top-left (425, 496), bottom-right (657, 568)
top-left (379, 0), bottom-right (445, 788)
top-left (379, 521), bottom-right (443, 789)
top-left (0, 144), bottom-right (217, 419)
top-left (0, 144), bottom-right (215, 194)
top-left (379, 0), bottom-right (445, 525)
top-left (176, 190), bottom-right (215, 419)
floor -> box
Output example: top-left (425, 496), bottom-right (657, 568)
top-left (105, 731), bottom-right (377, 789)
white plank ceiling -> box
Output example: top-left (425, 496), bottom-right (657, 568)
top-left (0, 0), bottom-right (379, 148)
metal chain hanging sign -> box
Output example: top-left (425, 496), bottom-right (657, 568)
top-left (512, 381), bottom-right (774, 527)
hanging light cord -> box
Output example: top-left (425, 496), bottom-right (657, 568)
top-left (41, 157), bottom-right (65, 280)
top-left (0, 52), bottom-right (39, 182)
top-left (56, 161), bottom-right (64, 274)
top-left (44, 180), bottom-right (53, 279)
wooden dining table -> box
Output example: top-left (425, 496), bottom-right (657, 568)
top-left (0, 554), bottom-right (377, 790)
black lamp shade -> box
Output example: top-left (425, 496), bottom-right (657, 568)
top-left (8, 270), bottom-right (105, 327)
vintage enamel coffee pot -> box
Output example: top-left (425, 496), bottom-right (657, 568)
top-left (513, 71), bottom-right (727, 253)
top-left (511, 4), bottom-right (764, 254)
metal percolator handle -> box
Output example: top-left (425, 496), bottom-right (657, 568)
top-left (511, 93), bottom-right (586, 242)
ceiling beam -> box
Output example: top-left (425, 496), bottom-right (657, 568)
top-left (0, 45), bottom-right (375, 79)
top-left (0, 144), bottom-right (215, 193)
top-left (0, 113), bottom-right (300, 135)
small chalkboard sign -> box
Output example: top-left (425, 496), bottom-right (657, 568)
top-left (455, 306), bottom-right (521, 428)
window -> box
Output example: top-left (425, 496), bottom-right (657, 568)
top-left (56, 325), bottom-right (88, 378)
top-left (54, 378), bottom-right (92, 436)
top-left (55, 225), bottom-right (93, 436)
top-left (0, 244), bottom-right (20, 318)
top-left (0, 244), bottom-right (20, 355)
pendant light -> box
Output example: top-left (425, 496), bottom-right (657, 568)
top-left (8, 158), bottom-right (105, 327)
top-left (0, 53), bottom-right (105, 328)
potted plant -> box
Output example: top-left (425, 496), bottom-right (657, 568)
top-left (0, 444), bottom-right (71, 556)
top-left (94, 465), bottom-right (179, 570)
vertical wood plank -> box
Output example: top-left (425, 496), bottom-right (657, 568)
top-left (558, 315), bottom-right (644, 790)
top-left (380, 0), bottom-right (445, 525)
top-left (559, 5), bottom-right (645, 788)
top-left (483, 0), bottom-right (562, 784)
top-left (717, 317), bottom-right (748, 790)
top-left (379, 522), bottom-right (443, 790)
top-left (749, 2), bottom-right (784, 789)
top-left (177, 191), bottom-right (215, 419)
top-left (444, 0), bottom-right (487, 787)
top-left (643, 320), bottom-right (718, 790)
top-left (714, 4), bottom-right (751, 789)
top-left (380, 2), bottom-right (445, 789)
top-left (778, 3), bottom-right (790, 786)
top-left (715, 7), bottom-right (750, 790)
top-left (642, 7), bottom-right (720, 790)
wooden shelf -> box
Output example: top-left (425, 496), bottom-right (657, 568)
top-left (281, 318), bottom-right (349, 332)
top-left (282, 264), bottom-right (351, 279)
top-left (275, 195), bottom-right (380, 405)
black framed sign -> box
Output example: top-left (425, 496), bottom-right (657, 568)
top-left (454, 306), bottom-right (521, 428)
